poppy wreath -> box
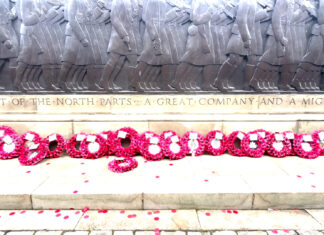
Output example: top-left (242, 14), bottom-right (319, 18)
top-left (242, 132), bottom-right (267, 158)
top-left (66, 133), bottom-right (87, 158)
top-left (181, 131), bottom-right (206, 156)
top-left (312, 130), bottom-right (324, 156)
top-left (162, 134), bottom-right (186, 160)
top-left (18, 142), bottom-right (46, 166)
top-left (205, 130), bottom-right (227, 156)
top-left (108, 157), bottom-right (138, 173)
top-left (100, 131), bottom-right (115, 156)
top-left (227, 131), bottom-right (247, 157)
top-left (160, 130), bottom-right (177, 141)
top-left (138, 131), bottom-right (157, 155)
top-left (283, 131), bottom-right (297, 156)
top-left (43, 133), bottom-right (66, 159)
top-left (0, 132), bottom-right (23, 160)
top-left (252, 129), bottom-right (271, 149)
top-left (112, 127), bottom-right (139, 158)
top-left (21, 131), bottom-right (42, 150)
top-left (80, 134), bottom-right (107, 159)
top-left (141, 134), bottom-right (164, 161)
top-left (0, 125), bottom-right (17, 137)
top-left (267, 133), bottom-right (292, 158)
top-left (294, 134), bottom-right (320, 159)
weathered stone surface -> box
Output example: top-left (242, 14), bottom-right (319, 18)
top-left (34, 232), bottom-right (63, 235)
top-left (6, 232), bottom-right (35, 235)
top-left (143, 176), bottom-right (252, 209)
top-left (298, 122), bottom-right (324, 134)
top-left (266, 231), bottom-right (297, 235)
top-left (296, 231), bottom-right (324, 235)
top-left (237, 232), bottom-right (265, 235)
top-left (244, 176), bottom-right (324, 209)
top-left (32, 176), bottom-right (143, 210)
top-left (113, 232), bottom-right (133, 235)
top-left (75, 210), bottom-right (201, 231)
top-left (197, 210), bottom-right (322, 230)
top-left (90, 232), bottom-right (112, 235)
top-left (64, 233), bottom-right (89, 235)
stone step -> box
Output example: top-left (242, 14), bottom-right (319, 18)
top-left (0, 155), bottom-right (324, 210)
top-left (0, 209), bottom-right (323, 231)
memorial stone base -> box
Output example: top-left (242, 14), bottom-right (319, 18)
top-left (0, 94), bottom-right (323, 138)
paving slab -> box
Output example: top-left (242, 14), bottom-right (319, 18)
top-left (90, 232), bottom-right (112, 235)
top-left (143, 176), bottom-right (252, 209)
top-left (34, 232), bottom-right (63, 235)
top-left (197, 210), bottom-right (322, 230)
top-left (237, 232), bottom-right (266, 235)
top-left (266, 231), bottom-right (296, 235)
top-left (243, 176), bottom-right (324, 209)
top-left (306, 211), bottom-right (324, 227)
top-left (296, 231), bottom-right (324, 235)
top-left (0, 210), bottom-right (83, 231)
top-left (6, 232), bottom-right (35, 235)
top-left (32, 175), bottom-right (143, 210)
top-left (75, 210), bottom-right (200, 231)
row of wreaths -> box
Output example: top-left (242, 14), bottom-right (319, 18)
top-left (0, 126), bottom-right (323, 173)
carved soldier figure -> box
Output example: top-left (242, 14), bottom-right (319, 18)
top-left (97, 0), bottom-right (142, 91)
top-left (250, 0), bottom-right (316, 91)
top-left (58, 0), bottom-right (109, 92)
top-left (291, 23), bottom-right (323, 91)
top-left (135, 0), bottom-right (188, 91)
top-left (14, 0), bottom-right (44, 91)
top-left (172, 0), bottom-right (215, 91)
top-left (0, 0), bottom-right (18, 89)
top-left (215, 0), bottom-right (269, 92)
top-left (29, 0), bottom-right (66, 91)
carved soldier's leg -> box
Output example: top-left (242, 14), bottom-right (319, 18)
top-left (161, 65), bottom-right (176, 91)
top-left (99, 53), bottom-right (124, 91)
top-left (32, 67), bottom-right (44, 90)
top-left (138, 63), bottom-right (153, 91)
top-left (143, 65), bottom-right (160, 91)
top-left (58, 62), bottom-right (74, 92)
top-left (202, 65), bottom-right (219, 91)
top-left (215, 54), bottom-right (243, 92)
top-left (311, 67), bottom-right (321, 90)
top-left (250, 62), bottom-right (267, 92)
top-left (291, 63), bottom-right (308, 91)
top-left (151, 66), bottom-right (162, 90)
top-left (0, 60), bottom-right (6, 89)
top-left (21, 65), bottom-right (33, 91)
top-left (15, 62), bottom-right (29, 91)
top-left (72, 66), bottom-right (86, 91)
top-left (189, 66), bottom-right (202, 91)
top-left (172, 63), bottom-right (189, 91)
top-left (87, 65), bottom-right (102, 91)
top-left (26, 66), bottom-right (38, 90)
top-left (268, 66), bottom-right (280, 91)
top-left (279, 64), bottom-right (297, 91)
top-left (245, 55), bottom-right (259, 91)
top-left (108, 57), bottom-right (125, 91)
top-left (42, 65), bottom-right (55, 91)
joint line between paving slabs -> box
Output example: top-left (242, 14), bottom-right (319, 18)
top-left (30, 176), bottom-right (51, 209)
top-left (251, 193), bottom-right (255, 209)
top-left (74, 211), bottom-right (86, 230)
top-left (195, 209), bottom-right (203, 230)
top-left (304, 210), bottom-right (324, 227)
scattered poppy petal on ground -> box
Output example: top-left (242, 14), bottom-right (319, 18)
top-left (205, 212), bottom-right (211, 216)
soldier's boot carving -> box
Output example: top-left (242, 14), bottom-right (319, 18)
top-left (152, 67), bottom-right (162, 90)
top-left (310, 67), bottom-right (321, 91)
top-left (129, 67), bottom-right (144, 92)
top-left (291, 67), bottom-right (306, 91)
top-left (189, 67), bottom-right (202, 91)
top-left (74, 67), bottom-right (86, 91)
top-left (215, 61), bottom-right (236, 92)
top-left (202, 65), bottom-right (219, 91)
top-left (161, 65), bottom-right (175, 91)
top-left (21, 66), bottom-right (33, 91)
top-left (33, 67), bottom-right (44, 90)
top-left (15, 62), bottom-right (27, 90)
top-left (0, 60), bottom-right (5, 89)
top-left (245, 64), bottom-right (256, 91)
top-left (268, 66), bottom-right (280, 91)
top-left (87, 66), bottom-right (102, 91)
top-left (58, 62), bottom-right (74, 92)
top-left (42, 66), bottom-right (57, 91)
top-left (279, 65), bottom-right (297, 91)
top-left (250, 68), bottom-right (265, 92)
top-left (172, 63), bottom-right (188, 91)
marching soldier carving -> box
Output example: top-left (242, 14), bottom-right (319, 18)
top-left (58, 0), bottom-right (111, 92)
top-left (215, 0), bottom-right (260, 92)
top-left (0, 0), bottom-right (18, 89)
top-left (250, 0), bottom-right (317, 91)
top-left (97, 0), bottom-right (142, 91)
top-left (172, 0), bottom-right (215, 91)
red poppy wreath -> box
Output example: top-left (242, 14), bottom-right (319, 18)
top-left (21, 131), bottom-right (42, 150)
top-left (80, 134), bottom-right (108, 159)
top-left (283, 131), bottom-right (297, 156)
top-left (112, 127), bottom-right (139, 158)
top-left (227, 131), bottom-right (246, 157)
top-left (19, 142), bottom-right (46, 166)
top-left (43, 133), bottom-right (66, 159)
top-left (181, 131), bottom-right (206, 156)
top-left (267, 133), bottom-right (292, 158)
top-left (108, 157), bottom-right (138, 173)
top-left (100, 131), bottom-right (115, 156)
top-left (294, 134), bottom-right (320, 159)
top-left (138, 131), bottom-right (157, 155)
top-left (141, 135), bottom-right (164, 161)
top-left (252, 129), bottom-right (271, 149)
top-left (0, 125), bottom-right (17, 137)
top-left (242, 132), bottom-right (266, 158)
top-left (162, 134), bottom-right (186, 160)
top-left (312, 130), bottom-right (324, 156)
top-left (160, 130), bottom-right (177, 141)
top-left (0, 132), bottom-right (23, 160)
top-left (205, 130), bottom-right (227, 156)
top-left (66, 133), bottom-right (87, 158)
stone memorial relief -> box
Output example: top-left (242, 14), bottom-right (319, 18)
top-left (0, 0), bottom-right (323, 93)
